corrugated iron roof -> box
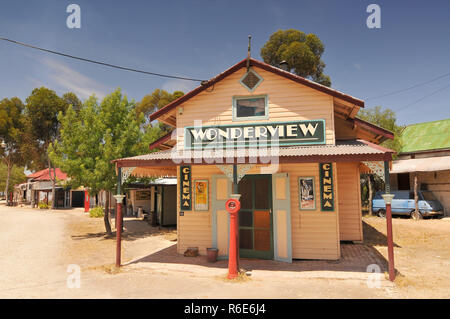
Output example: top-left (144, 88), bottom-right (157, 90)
top-left (391, 156), bottom-right (450, 173)
top-left (27, 168), bottom-right (68, 181)
top-left (400, 119), bottom-right (450, 153)
top-left (114, 140), bottom-right (393, 164)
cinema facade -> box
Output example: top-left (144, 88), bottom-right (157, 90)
top-left (113, 58), bottom-right (394, 262)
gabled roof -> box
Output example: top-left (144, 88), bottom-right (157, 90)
top-left (399, 119), bottom-right (450, 153)
top-left (149, 58), bottom-right (364, 122)
top-left (27, 168), bottom-right (68, 181)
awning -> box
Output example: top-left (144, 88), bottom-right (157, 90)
top-left (391, 156), bottom-right (450, 173)
top-left (113, 139), bottom-right (394, 168)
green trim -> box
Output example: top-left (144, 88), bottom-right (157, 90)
top-left (211, 175), bottom-right (231, 258)
top-left (272, 173), bottom-right (292, 263)
top-left (239, 68), bottom-right (264, 93)
top-left (232, 94), bottom-right (269, 121)
top-left (184, 119), bottom-right (326, 149)
top-left (238, 174), bottom-right (274, 260)
top-left (298, 176), bottom-right (316, 211)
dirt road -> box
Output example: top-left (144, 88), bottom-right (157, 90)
top-left (0, 204), bottom-right (448, 298)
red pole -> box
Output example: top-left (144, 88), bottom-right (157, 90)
top-left (226, 198), bottom-right (241, 279)
top-left (84, 190), bottom-right (90, 213)
top-left (228, 211), bottom-right (238, 279)
top-left (386, 202), bottom-right (395, 281)
top-left (116, 200), bottom-right (123, 267)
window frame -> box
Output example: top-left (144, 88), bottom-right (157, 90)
top-left (232, 95), bottom-right (269, 122)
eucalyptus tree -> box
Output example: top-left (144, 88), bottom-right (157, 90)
top-left (50, 89), bottom-right (145, 234)
top-left (0, 97), bottom-right (25, 204)
top-left (24, 87), bottom-right (68, 208)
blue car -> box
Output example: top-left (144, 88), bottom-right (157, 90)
top-left (372, 190), bottom-right (444, 220)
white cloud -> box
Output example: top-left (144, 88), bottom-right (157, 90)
top-left (161, 79), bottom-right (197, 94)
top-left (40, 58), bottom-right (108, 99)
top-left (353, 63), bottom-right (362, 71)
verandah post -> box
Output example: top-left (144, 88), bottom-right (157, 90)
top-left (114, 166), bottom-right (125, 267)
top-left (382, 160), bottom-right (396, 282)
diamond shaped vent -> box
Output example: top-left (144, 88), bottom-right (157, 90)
top-left (240, 70), bottom-right (263, 92)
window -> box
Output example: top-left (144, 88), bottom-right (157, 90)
top-left (233, 95), bottom-right (268, 121)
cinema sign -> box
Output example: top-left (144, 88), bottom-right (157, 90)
top-left (184, 119), bottom-right (325, 149)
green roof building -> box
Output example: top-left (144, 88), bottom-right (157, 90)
top-left (390, 119), bottom-right (450, 217)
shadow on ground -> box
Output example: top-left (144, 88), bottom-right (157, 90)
top-left (362, 220), bottom-right (401, 248)
top-left (71, 218), bottom-right (176, 242)
top-left (130, 243), bottom-right (390, 274)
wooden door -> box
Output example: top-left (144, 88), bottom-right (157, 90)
top-left (238, 175), bottom-right (273, 259)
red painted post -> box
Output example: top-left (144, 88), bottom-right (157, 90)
top-left (386, 202), bottom-right (395, 281)
top-left (84, 190), bottom-right (90, 213)
top-left (226, 197), bottom-right (241, 279)
top-left (114, 195), bottom-right (125, 267)
top-left (116, 202), bottom-right (122, 267)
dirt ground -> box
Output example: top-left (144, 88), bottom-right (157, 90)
top-left (0, 203), bottom-right (449, 298)
top-left (362, 215), bottom-right (450, 298)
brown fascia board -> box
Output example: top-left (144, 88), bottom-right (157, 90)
top-left (149, 131), bottom-right (173, 150)
top-left (149, 58), bottom-right (365, 122)
top-left (353, 118), bottom-right (395, 141)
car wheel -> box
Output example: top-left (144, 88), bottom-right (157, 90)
top-left (378, 209), bottom-right (386, 218)
top-left (411, 211), bottom-right (423, 220)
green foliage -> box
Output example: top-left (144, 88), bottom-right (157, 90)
top-left (0, 97), bottom-right (27, 197)
top-left (0, 163), bottom-right (26, 192)
top-left (357, 106), bottom-right (404, 157)
top-left (135, 89), bottom-right (184, 136)
top-left (62, 92), bottom-right (82, 113)
top-left (38, 201), bottom-right (49, 209)
top-left (24, 87), bottom-right (69, 170)
top-left (50, 88), bottom-right (146, 196)
top-left (260, 29), bottom-right (331, 86)
top-left (89, 206), bottom-right (105, 218)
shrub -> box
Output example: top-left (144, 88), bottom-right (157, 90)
top-left (38, 201), bottom-right (49, 209)
top-left (89, 206), bottom-right (105, 218)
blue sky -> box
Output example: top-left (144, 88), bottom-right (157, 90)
top-left (0, 0), bottom-right (449, 126)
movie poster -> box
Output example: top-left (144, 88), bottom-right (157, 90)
top-left (299, 177), bottom-right (316, 210)
top-left (194, 180), bottom-right (208, 211)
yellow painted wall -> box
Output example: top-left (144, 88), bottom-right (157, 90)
top-left (337, 162), bottom-right (363, 241)
top-left (177, 163), bottom-right (342, 260)
top-left (175, 66), bottom-right (335, 149)
top-left (280, 163), bottom-right (340, 260)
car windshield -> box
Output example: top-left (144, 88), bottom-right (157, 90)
top-left (421, 191), bottom-right (437, 201)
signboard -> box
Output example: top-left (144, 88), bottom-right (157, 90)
top-left (135, 190), bottom-right (151, 200)
top-left (180, 165), bottom-right (192, 211)
top-left (319, 163), bottom-right (334, 211)
top-left (185, 119), bottom-right (325, 149)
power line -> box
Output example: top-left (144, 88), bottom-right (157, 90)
top-left (396, 82), bottom-right (450, 112)
top-left (0, 37), bottom-right (206, 82)
top-left (366, 71), bottom-right (450, 101)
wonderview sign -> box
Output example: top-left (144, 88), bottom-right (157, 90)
top-left (184, 119), bottom-right (325, 149)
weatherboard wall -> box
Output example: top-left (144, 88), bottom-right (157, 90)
top-left (176, 163), bottom-right (341, 260)
top-left (175, 65), bottom-right (335, 150)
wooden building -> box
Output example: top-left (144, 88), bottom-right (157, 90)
top-left (113, 58), bottom-right (394, 262)
top-left (126, 178), bottom-right (177, 226)
top-left (390, 119), bottom-right (450, 216)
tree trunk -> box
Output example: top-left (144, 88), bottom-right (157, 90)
top-left (414, 174), bottom-right (419, 214)
top-left (368, 175), bottom-right (374, 215)
top-left (48, 157), bottom-right (56, 210)
top-left (104, 190), bottom-right (112, 235)
top-left (4, 160), bottom-right (12, 206)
